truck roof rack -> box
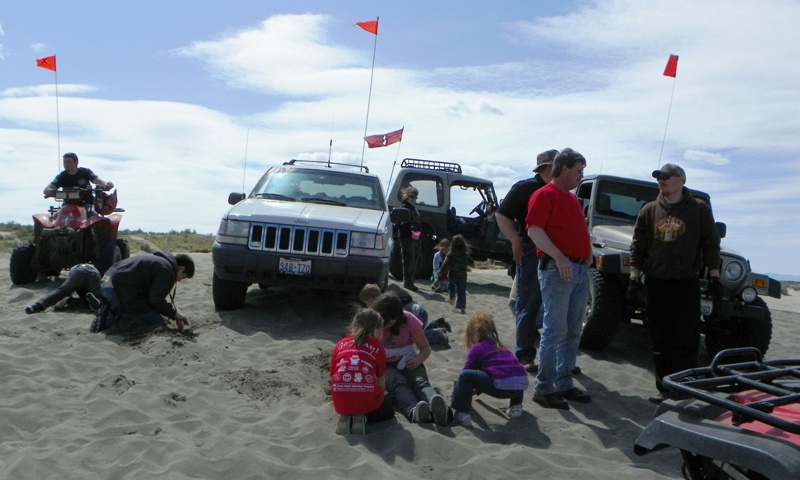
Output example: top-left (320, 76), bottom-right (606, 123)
top-left (283, 159), bottom-right (370, 174)
top-left (401, 158), bottom-right (462, 174)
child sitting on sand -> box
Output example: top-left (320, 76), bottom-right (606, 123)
top-left (437, 234), bottom-right (473, 314)
top-left (450, 312), bottom-right (530, 428)
top-left (371, 292), bottom-right (451, 425)
top-left (330, 308), bottom-right (395, 435)
top-left (431, 238), bottom-right (451, 293)
top-left (359, 284), bottom-right (451, 346)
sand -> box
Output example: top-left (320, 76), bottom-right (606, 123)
top-left (2, 253), bottom-right (798, 479)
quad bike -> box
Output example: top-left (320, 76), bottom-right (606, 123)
top-left (10, 186), bottom-right (129, 284)
top-left (635, 348), bottom-right (800, 479)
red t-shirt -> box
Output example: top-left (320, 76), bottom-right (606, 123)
top-left (525, 183), bottom-right (591, 259)
top-left (330, 336), bottom-right (386, 415)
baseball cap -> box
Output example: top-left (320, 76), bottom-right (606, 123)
top-left (533, 149), bottom-right (558, 172)
top-left (652, 163), bottom-right (686, 181)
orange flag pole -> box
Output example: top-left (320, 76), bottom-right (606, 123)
top-left (658, 54), bottom-right (679, 168)
top-left (357, 17), bottom-right (379, 167)
top-left (36, 54), bottom-right (61, 171)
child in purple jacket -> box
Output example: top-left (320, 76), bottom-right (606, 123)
top-left (450, 312), bottom-right (530, 427)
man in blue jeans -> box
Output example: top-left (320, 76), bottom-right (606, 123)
top-left (95, 251), bottom-right (194, 332)
top-left (526, 148), bottom-right (592, 410)
top-left (496, 149), bottom-right (556, 372)
top-left (24, 263), bottom-right (101, 314)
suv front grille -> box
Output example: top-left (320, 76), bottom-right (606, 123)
top-left (248, 223), bottom-right (349, 257)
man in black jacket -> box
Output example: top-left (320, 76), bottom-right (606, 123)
top-left (98, 252), bottom-right (194, 332)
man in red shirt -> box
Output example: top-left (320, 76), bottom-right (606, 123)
top-left (525, 148), bottom-right (592, 410)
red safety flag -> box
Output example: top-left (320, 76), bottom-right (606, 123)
top-left (364, 127), bottom-right (403, 148)
top-left (36, 55), bottom-right (57, 72)
top-left (663, 54), bottom-right (678, 78)
top-left (356, 20), bottom-right (378, 35)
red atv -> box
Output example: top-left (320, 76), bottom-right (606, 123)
top-left (10, 187), bottom-right (129, 284)
top-left (635, 348), bottom-right (800, 479)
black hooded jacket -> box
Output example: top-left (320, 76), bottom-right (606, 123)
top-left (106, 251), bottom-right (179, 319)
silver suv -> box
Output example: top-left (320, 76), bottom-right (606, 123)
top-left (211, 160), bottom-right (392, 310)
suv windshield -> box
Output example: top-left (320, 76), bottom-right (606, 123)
top-left (252, 167), bottom-right (385, 211)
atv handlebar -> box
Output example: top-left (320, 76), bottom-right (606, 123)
top-left (45, 185), bottom-right (114, 200)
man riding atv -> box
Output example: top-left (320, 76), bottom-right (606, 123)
top-left (44, 152), bottom-right (114, 214)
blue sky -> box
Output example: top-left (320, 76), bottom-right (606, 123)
top-left (1, 0), bottom-right (799, 276)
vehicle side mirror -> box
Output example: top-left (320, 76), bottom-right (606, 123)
top-left (390, 206), bottom-right (411, 224)
top-left (228, 192), bottom-right (246, 205)
top-left (716, 221), bottom-right (726, 239)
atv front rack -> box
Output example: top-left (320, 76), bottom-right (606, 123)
top-left (663, 347), bottom-right (800, 435)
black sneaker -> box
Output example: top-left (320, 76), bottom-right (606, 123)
top-left (24, 303), bottom-right (44, 315)
top-left (430, 394), bottom-right (450, 426)
top-left (533, 393), bottom-right (570, 410)
top-left (558, 387), bottom-right (591, 403)
top-left (404, 283), bottom-right (419, 292)
top-left (648, 391), bottom-right (670, 405)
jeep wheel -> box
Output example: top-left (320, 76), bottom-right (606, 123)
top-left (580, 268), bottom-right (624, 350)
top-left (10, 243), bottom-right (38, 285)
top-left (704, 297), bottom-right (772, 358)
top-left (97, 243), bottom-right (121, 276)
top-left (213, 272), bottom-right (249, 310)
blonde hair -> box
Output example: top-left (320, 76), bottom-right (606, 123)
top-left (463, 312), bottom-right (506, 351)
top-left (358, 283), bottom-right (382, 306)
top-left (434, 238), bottom-right (451, 251)
top-left (348, 308), bottom-right (383, 346)
top-left (401, 186), bottom-right (418, 201)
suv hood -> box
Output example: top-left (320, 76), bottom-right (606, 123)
top-left (591, 225), bottom-right (635, 250)
top-left (226, 199), bottom-right (387, 233)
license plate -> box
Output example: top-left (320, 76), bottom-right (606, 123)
top-left (279, 257), bottom-right (311, 276)
top-left (700, 298), bottom-right (713, 316)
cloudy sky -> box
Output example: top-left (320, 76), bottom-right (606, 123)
top-left (1, 0), bottom-right (798, 276)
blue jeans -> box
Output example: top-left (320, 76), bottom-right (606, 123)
top-left (38, 264), bottom-right (101, 309)
top-left (514, 243), bottom-right (544, 363)
top-left (450, 369), bottom-right (524, 414)
top-left (101, 285), bottom-right (165, 330)
top-left (385, 363), bottom-right (437, 420)
top-left (449, 278), bottom-right (467, 310)
top-left (534, 261), bottom-right (589, 395)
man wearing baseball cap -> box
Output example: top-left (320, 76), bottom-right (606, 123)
top-left (495, 149), bottom-right (557, 373)
top-left (629, 163), bottom-right (721, 404)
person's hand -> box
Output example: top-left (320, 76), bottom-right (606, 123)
top-left (626, 277), bottom-right (643, 303)
top-left (405, 355), bottom-right (422, 370)
top-left (554, 255), bottom-right (574, 281)
top-left (104, 182), bottom-right (114, 191)
top-left (510, 238), bottom-right (523, 265)
top-left (174, 312), bottom-right (187, 332)
top-left (708, 276), bottom-right (723, 304)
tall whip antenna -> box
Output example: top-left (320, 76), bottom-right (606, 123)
top-left (358, 17), bottom-right (379, 167)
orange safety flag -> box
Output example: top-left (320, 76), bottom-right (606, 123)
top-left (36, 55), bottom-right (57, 71)
top-left (663, 54), bottom-right (678, 78)
top-left (356, 20), bottom-right (378, 35)
top-left (364, 127), bottom-right (403, 148)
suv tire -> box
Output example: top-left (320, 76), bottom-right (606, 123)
top-left (213, 272), bottom-right (249, 310)
top-left (580, 268), bottom-right (624, 350)
top-left (704, 297), bottom-right (772, 358)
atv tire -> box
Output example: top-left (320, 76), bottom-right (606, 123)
top-left (580, 268), bottom-right (624, 350)
top-left (704, 297), bottom-right (772, 358)
top-left (97, 243), bottom-right (121, 276)
top-left (213, 272), bottom-right (249, 310)
top-left (10, 243), bottom-right (38, 285)
top-left (116, 238), bottom-right (130, 259)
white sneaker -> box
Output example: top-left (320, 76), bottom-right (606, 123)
top-left (455, 411), bottom-right (473, 428)
top-left (506, 405), bottom-right (523, 418)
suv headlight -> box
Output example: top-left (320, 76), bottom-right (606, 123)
top-left (350, 232), bottom-right (386, 256)
top-left (216, 219), bottom-right (250, 245)
top-left (723, 260), bottom-right (745, 282)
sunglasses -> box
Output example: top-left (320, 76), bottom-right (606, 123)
top-left (656, 174), bottom-right (673, 181)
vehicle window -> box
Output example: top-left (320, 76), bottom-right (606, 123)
top-left (596, 182), bottom-right (658, 219)
top-left (253, 168), bottom-right (385, 210)
top-left (450, 184), bottom-right (492, 220)
top-left (396, 174), bottom-right (443, 208)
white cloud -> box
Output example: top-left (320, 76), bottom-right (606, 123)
top-left (1, 2), bottom-right (799, 275)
